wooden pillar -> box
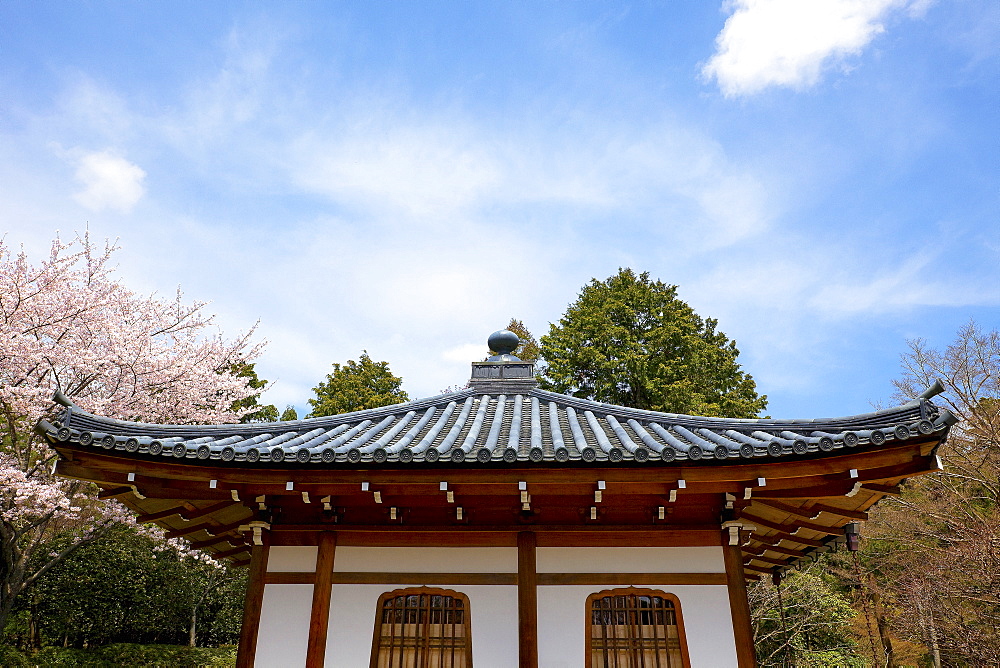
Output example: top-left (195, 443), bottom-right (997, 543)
top-left (517, 531), bottom-right (538, 668)
top-left (306, 532), bottom-right (338, 667)
top-left (722, 532), bottom-right (758, 668)
top-left (236, 536), bottom-right (271, 668)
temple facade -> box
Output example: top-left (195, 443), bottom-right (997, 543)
top-left (38, 331), bottom-right (955, 667)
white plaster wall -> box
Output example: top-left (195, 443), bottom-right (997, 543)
top-left (257, 547), bottom-right (736, 667)
top-left (324, 584), bottom-right (519, 668)
top-left (334, 546), bottom-right (518, 573)
top-left (536, 546), bottom-right (726, 573)
top-left (537, 584), bottom-right (737, 668)
top-left (256, 584), bottom-right (313, 668)
top-left (267, 546), bottom-right (318, 572)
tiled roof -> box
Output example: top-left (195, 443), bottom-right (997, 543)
top-left (39, 382), bottom-right (955, 467)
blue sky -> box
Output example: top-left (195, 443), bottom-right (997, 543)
top-left (2, 1), bottom-right (997, 419)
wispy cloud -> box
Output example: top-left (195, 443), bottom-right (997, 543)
top-left (703, 0), bottom-right (927, 97)
top-left (72, 150), bottom-right (146, 213)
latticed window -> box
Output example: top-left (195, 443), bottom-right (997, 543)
top-left (587, 589), bottom-right (690, 668)
top-left (370, 588), bottom-right (472, 668)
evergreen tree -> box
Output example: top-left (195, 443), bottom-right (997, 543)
top-left (227, 361), bottom-right (278, 423)
top-left (308, 352), bottom-right (409, 417)
top-left (539, 268), bottom-right (766, 417)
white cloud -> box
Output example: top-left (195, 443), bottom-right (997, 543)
top-left (72, 150), bottom-right (147, 212)
top-left (703, 0), bottom-right (921, 97)
top-left (292, 123), bottom-right (503, 218)
top-left (441, 343), bottom-right (486, 364)
top-left (289, 110), bottom-right (773, 245)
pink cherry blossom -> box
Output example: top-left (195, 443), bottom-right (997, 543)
top-left (0, 231), bottom-right (263, 628)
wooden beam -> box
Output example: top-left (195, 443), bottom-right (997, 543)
top-left (736, 513), bottom-right (831, 545)
top-left (165, 518), bottom-right (247, 540)
top-left (749, 498), bottom-right (867, 521)
top-left (236, 534), bottom-right (269, 668)
top-left (517, 531), bottom-right (538, 668)
top-left (802, 502), bottom-right (868, 521)
top-left (180, 500), bottom-right (239, 522)
top-left (306, 531), bottom-right (337, 668)
top-left (262, 571), bottom-right (728, 586)
top-left (97, 486), bottom-right (133, 500)
top-left (745, 554), bottom-right (788, 567)
top-left (748, 499), bottom-right (822, 519)
top-left (536, 572), bottom-right (727, 586)
top-left (724, 533), bottom-right (758, 667)
top-left (264, 526), bottom-right (722, 548)
top-left (267, 571), bottom-right (516, 585)
top-left (744, 544), bottom-right (806, 558)
top-left (738, 510), bottom-right (843, 536)
top-left (137, 504), bottom-right (189, 523)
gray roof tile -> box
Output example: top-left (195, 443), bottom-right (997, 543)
top-left (40, 382), bottom-right (952, 467)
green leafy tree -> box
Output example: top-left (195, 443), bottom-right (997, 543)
top-left (16, 525), bottom-right (244, 649)
top-left (226, 361), bottom-right (278, 423)
top-left (539, 269), bottom-right (766, 417)
top-left (750, 562), bottom-right (865, 667)
top-left (308, 352), bottom-right (409, 417)
top-left (280, 405), bottom-right (298, 421)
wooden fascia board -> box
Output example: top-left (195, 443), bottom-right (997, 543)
top-left (58, 456), bottom-right (936, 521)
top-left (53, 439), bottom-right (936, 486)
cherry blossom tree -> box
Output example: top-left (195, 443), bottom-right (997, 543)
top-left (0, 232), bottom-right (265, 633)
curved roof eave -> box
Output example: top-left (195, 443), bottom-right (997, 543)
top-left (38, 383), bottom-right (957, 468)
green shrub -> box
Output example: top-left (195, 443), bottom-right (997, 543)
top-left (0, 645), bottom-right (32, 667)
top-left (0, 643), bottom-right (236, 667)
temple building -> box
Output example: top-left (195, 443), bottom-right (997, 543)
top-left (37, 330), bottom-right (955, 667)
